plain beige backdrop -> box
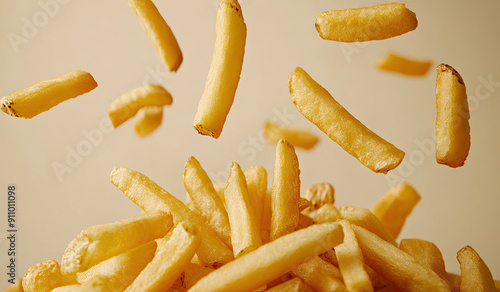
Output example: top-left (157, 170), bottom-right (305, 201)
top-left (1, 0), bottom-right (499, 288)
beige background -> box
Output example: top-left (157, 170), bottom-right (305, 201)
top-left (1, 0), bottom-right (499, 288)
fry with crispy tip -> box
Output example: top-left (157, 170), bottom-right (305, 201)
top-left (457, 246), bottom-right (496, 292)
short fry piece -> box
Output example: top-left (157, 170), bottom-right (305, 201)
top-left (291, 257), bottom-right (345, 292)
top-left (193, 0), bottom-right (247, 139)
top-left (127, 0), bottom-right (182, 72)
top-left (376, 53), bottom-right (432, 76)
top-left (457, 246), bottom-right (496, 292)
top-left (61, 211), bottom-right (173, 274)
top-left (289, 67), bottom-right (404, 173)
top-left (108, 84), bottom-right (172, 128)
top-left (340, 206), bottom-right (397, 246)
top-left (370, 182), bottom-right (420, 239)
top-left (263, 121), bottom-right (319, 150)
top-left (315, 3), bottom-right (417, 42)
top-left (266, 278), bottom-right (314, 292)
top-left (22, 260), bottom-right (66, 292)
top-left (303, 183), bottom-right (335, 212)
top-left (188, 222), bottom-right (344, 292)
top-left (134, 105), bottom-right (163, 137)
top-left (1, 70), bottom-right (97, 119)
top-left (435, 63), bottom-right (470, 167)
top-left (244, 165), bottom-right (267, 236)
top-left (124, 222), bottom-right (201, 292)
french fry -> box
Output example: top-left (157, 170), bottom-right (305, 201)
top-left (299, 197), bottom-right (311, 212)
top-left (225, 162), bottom-right (262, 257)
top-left (127, 0), bottom-right (182, 72)
top-left (76, 241), bottom-right (157, 291)
top-left (183, 263), bottom-right (215, 290)
top-left (315, 3), bottom-right (418, 42)
top-left (352, 225), bottom-right (451, 292)
top-left (303, 183), bottom-right (335, 212)
top-left (244, 165), bottom-right (267, 236)
top-left (22, 260), bottom-right (71, 292)
top-left (51, 276), bottom-right (111, 292)
top-left (340, 206), bottom-right (397, 246)
top-left (263, 121), bottom-right (319, 150)
top-left (183, 156), bottom-right (232, 248)
top-left (270, 139), bottom-right (301, 241)
top-left (291, 256), bottom-right (346, 292)
top-left (0, 70), bottom-right (97, 119)
top-left (134, 105), bottom-right (163, 137)
top-left (376, 53), bottom-right (432, 76)
top-left (370, 182), bottom-right (420, 239)
top-left (457, 246), bottom-right (496, 292)
top-left (124, 222), bottom-right (201, 292)
top-left (108, 84), bottom-right (172, 128)
top-left (193, 0), bottom-right (247, 139)
top-left (314, 204), bottom-right (342, 224)
top-left (265, 278), bottom-right (314, 292)
top-left (297, 213), bottom-right (314, 230)
top-left (213, 181), bottom-right (227, 206)
top-left (435, 63), bottom-right (470, 167)
top-left (260, 188), bottom-right (272, 244)
top-left (110, 167), bottom-right (234, 266)
top-left (289, 67), bottom-right (405, 174)
top-left (188, 222), bottom-right (344, 292)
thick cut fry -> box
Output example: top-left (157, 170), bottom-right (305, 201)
top-left (225, 162), bottom-right (262, 257)
top-left (352, 226), bottom-right (451, 292)
top-left (336, 220), bottom-right (373, 292)
top-left (314, 204), bottom-right (342, 224)
top-left (183, 263), bottom-right (215, 290)
top-left (124, 222), bottom-right (201, 292)
top-left (291, 257), bottom-right (346, 292)
top-left (435, 63), bottom-right (470, 167)
top-left (184, 156), bottom-right (232, 248)
top-left (188, 222), bottom-right (344, 292)
top-left (110, 167), bottom-right (234, 266)
top-left (370, 182), bottom-right (420, 239)
top-left (260, 188), bottom-right (272, 244)
top-left (61, 211), bottom-right (172, 274)
top-left (303, 183), bottom-right (335, 212)
top-left (0, 70), bottom-right (97, 119)
top-left (193, 0), bottom-right (247, 139)
top-left (315, 3), bottom-right (417, 42)
top-left (376, 53), bottom-right (431, 76)
top-left (266, 278), bottom-right (314, 292)
top-left (108, 84), bottom-right (172, 128)
top-left (51, 276), bottom-right (111, 292)
top-left (134, 106), bottom-right (163, 137)
top-left (263, 121), bottom-right (319, 150)
top-left (244, 165), bottom-right (267, 236)
top-left (289, 67), bottom-right (404, 173)
top-left (76, 241), bottom-right (157, 291)
top-left (127, 0), bottom-right (182, 72)
top-left (457, 246), bottom-right (496, 292)
top-left (23, 260), bottom-right (74, 292)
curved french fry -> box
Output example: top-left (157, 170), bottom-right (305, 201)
top-left (457, 246), bottom-right (496, 292)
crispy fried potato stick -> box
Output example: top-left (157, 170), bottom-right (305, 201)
top-left (289, 67), bottom-right (405, 173)
top-left (315, 3), bottom-right (417, 42)
top-left (376, 53), bottom-right (431, 76)
top-left (51, 276), bottom-right (111, 292)
top-left (110, 167), bottom-right (234, 266)
top-left (263, 121), bottom-right (319, 150)
top-left (370, 182), bottom-right (420, 239)
top-left (61, 211), bottom-right (172, 274)
top-left (303, 183), bottom-right (335, 212)
top-left (212, 181), bottom-right (227, 205)
top-left (134, 106), bottom-right (163, 137)
top-left (76, 241), bottom-right (157, 291)
top-left (271, 139), bottom-right (301, 241)
top-left (22, 260), bottom-right (67, 292)
top-left (266, 278), bottom-right (314, 292)
top-left (297, 214), bottom-right (314, 230)
top-left (124, 222), bottom-right (201, 292)
top-left (457, 246), bottom-right (496, 292)
top-left (314, 204), bottom-right (342, 224)
top-left (108, 84), bottom-right (172, 128)
top-left (291, 256), bottom-right (346, 292)
top-left (352, 225), bottom-right (451, 292)
top-left (244, 165), bottom-right (267, 236)
top-left (0, 70), bottom-right (97, 119)
top-left (340, 206), bottom-right (397, 246)
top-left (435, 63), bottom-right (470, 167)
top-left (225, 162), bottom-right (262, 257)
top-left (193, 0), bottom-right (247, 139)
top-left (127, 0), bottom-right (182, 72)
top-left (260, 188), bottom-right (272, 243)
top-left (188, 222), bottom-right (344, 292)
top-left (184, 156), bottom-right (232, 248)
top-left (183, 263), bottom-right (215, 290)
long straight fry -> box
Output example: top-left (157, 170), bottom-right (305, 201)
top-left (244, 165), bottom-right (267, 236)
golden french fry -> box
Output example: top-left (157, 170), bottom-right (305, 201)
top-left (436, 63), bottom-right (470, 167)
top-left (193, 0), bottom-right (247, 139)
top-left (244, 165), bottom-right (267, 237)
top-left (76, 241), bottom-right (157, 291)
top-left (212, 181), bottom-right (227, 206)
top-left (108, 84), bottom-right (172, 128)
top-left (188, 222), bottom-right (344, 292)
top-left (183, 263), bottom-right (215, 290)
top-left (376, 53), bottom-right (431, 76)
top-left (61, 211), bottom-right (172, 274)
top-left (270, 139), bottom-right (301, 241)
top-left (315, 3), bottom-right (417, 42)
top-left (51, 276), bottom-right (111, 292)
top-left (263, 121), bottom-right (319, 150)
top-left (225, 162), bottom-right (262, 257)
top-left (445, 273), bottom-right (461, 292)
top-left (291, 256), bottom-right (346, 292)
top-left (0, 70), bottom-right (97, 119)
top-left (124, 222), bottom-right (201, 292)
top-left (260, 188), bottom-right (272, 244)
top-left (352, 225), bottom-right (451, 292)
top-left (183, 156), bottom-right (232, 248)
top-left (314, 204), bottom-right (342, 224)
top-left (336, 220), bottom-right (374, 292)
top-left (134, 106), bottom-right (163, 137)
top-left (265, 278), bottom-right (314, 292)
top-left (110, 167), bottom-right (234, 266)
top-left (297, 213), bottom-right (314, 230)
top-left (370, 182), bottom-right (420, 239)
top-left (303, 183), bottom-right (335, 212)
top-left (22, 260), bottom-right (71, 292)
top-left (127, 0), bottom-right (182, 72)
top-left (457, 246), bottom-right (496, 292)
top-left (289, 67), bottom-right (405, 174)
top-left (299, 197), bottom-right (311, 212)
